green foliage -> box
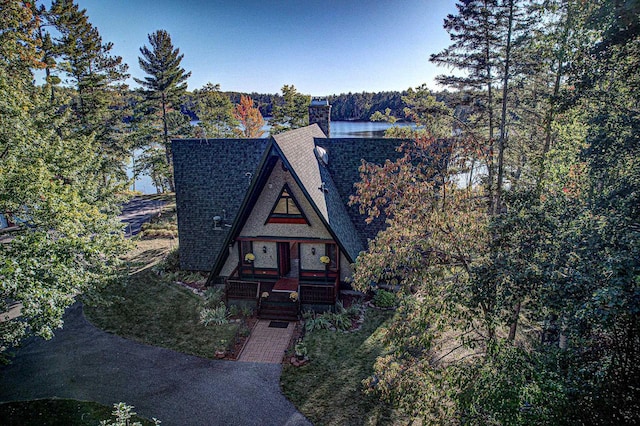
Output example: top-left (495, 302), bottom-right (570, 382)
top-left (303, 310), bottom-right (332, 332)
top-left (100, 402), bottom-right (160, 426)
top-left (134, 29), bottom-right (192, 191)
top-left (372, 289), bottom-right (397, 308)
top-left (0, 5), bottom-right (129, 351)
top-left (199, 304), bottom-right (229, 326)
top-left (193, 83), bottom-right (238, 138)
top-left (293, 340), bottom-right (307, 358)
top-left (0, 399), bottom-right (157, 426)
top-left (350, 1), bottom-right (640, 423)
top-left (203, 286), bottom-right (224, 306)
top-left (269, 84), bottom-right (310, 135)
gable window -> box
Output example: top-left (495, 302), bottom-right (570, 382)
top-left (266, 184), bottom-right (309, 225)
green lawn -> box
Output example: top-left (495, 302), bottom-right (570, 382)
top-left (84, 194), bottom-right (242, 359)
top-left (0, 399), bottom-right (154, 426)
top-left (281, 309), bottom-right (406, 426)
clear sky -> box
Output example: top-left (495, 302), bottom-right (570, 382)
top-left (69, 0), bottom-right (458, 96)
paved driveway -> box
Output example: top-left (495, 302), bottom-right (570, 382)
top-left (0, 304), bottom-right (310, 426)
top-left (120, 196), bottom-right (167, 237)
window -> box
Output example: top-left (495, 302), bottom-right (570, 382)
top-left (266, 184), bottom-right (309, 224)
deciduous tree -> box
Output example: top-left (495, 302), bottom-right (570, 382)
top-left (234, 94), bottom-right (265, 138)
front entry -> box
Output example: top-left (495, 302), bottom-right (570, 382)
top-left (277, 242), bottom-right (290, 277)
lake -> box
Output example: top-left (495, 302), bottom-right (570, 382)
top-left (129, 120), bottom-right (412, 194)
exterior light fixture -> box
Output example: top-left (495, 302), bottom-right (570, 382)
top-left (311, 247), bottom-right (316, 255)
top-left (262, 246), bottom-right (267, 253)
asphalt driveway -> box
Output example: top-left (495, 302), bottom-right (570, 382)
top-left (120, 196), bottom-right (167, 237)
top-left (0, 303), bottom-right (310, 426)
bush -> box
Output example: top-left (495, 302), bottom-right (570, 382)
top-left (373, 289), bottom-right (396, 308)
top-left (161, 248), bottom-right (180, 273)
top-left (199, 304), bottom-right (229, 326)
top-left (240, 306), bottom-right (253, 318)
top-left (204, 287), bottom-right (224, 306)
top-left (304, 313), bottom-right (332, 332)
top-left (294, 341), bottom-right (308, 358)
top-left (331, 312), bottom-right (352, 331)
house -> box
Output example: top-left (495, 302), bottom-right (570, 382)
top-left (172, 100), bottom-right (402, 319)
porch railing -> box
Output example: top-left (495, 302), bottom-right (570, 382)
top-left (299, 282), bottom-right (337, 304)
top-left (225, 279), bottom-right (260, 301)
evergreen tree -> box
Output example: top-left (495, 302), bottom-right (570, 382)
top-left (47, 0), bottom-right (130, 181)
top-left (0, 1), bottom-right (128, 352)
top-left (269, 84), bottom-right (310, 135)
top-left (135, 29), bottom-right (191, 191)
top-left (193, 83), bottom-right (237, 138)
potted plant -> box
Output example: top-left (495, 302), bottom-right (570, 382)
top-left (294, 341), bottom-right (308, 360)
top-left (319, 255), bottom-right (330, 265)
top-left (289, 291), bottom-right (299, 302)
top-left (244, 253), bottom-right (255, 262)
top-left (215, 339), bottom-right (228, 358)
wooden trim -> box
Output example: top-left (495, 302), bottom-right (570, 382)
top-left (266, 217), bottom-right (308, 224)
top-left (236, 236), bottom-right (335, 244)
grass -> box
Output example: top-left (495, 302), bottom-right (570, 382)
top-left (281, 309), bottom-right (406, 426)
top-left (0, 399), bottom-right (154, 425)
top-left (84, 194), bottom-right (241, 359)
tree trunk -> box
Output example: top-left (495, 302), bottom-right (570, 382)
top-left (495, 0), bottom-right (515, 215)
top-left (161, 92), bottom-right (175, 192)
top-left (536, 4), bottom-right (572, 196)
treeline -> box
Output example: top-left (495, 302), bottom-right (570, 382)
top-left (182, 90), bottom-right (460, 121)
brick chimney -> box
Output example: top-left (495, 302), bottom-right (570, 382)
top-left (309, 98), bottom-right (331, 137)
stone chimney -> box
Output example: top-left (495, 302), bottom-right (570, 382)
top-left (309, 98), bottom-right (331, 137)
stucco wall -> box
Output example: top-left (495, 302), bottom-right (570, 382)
top-left (221, 158), bottom-right (348, 275)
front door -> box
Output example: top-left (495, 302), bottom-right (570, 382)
top-left (277, 242), bottom-right (290, 277)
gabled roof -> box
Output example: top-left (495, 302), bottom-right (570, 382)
top-left (173, 127), bottom-right (405, 276)
top-left (272, 125), bottom-right (365, 262)
top-left (172, 138), bottom-right (270, 271)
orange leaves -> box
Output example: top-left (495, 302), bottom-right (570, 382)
top-left (234, 95), bottom-right (264, 138)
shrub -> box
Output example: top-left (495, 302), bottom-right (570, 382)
top-left (99, 402), bottom-right (160, 426)
top-left (373, 289), bottom-right (396, 308)
top-left (330, 312), bottom-right (352, 331)
top-left (228, 304), bottom-right (239, 317)
top-left (204, 287), bottom-right (224, 306)
top-left (294, 341), bottom-right (308, 358)
top-left (305, 314), bottom-right (332, 332)
top-left (199, 304), bottom-right (229, 326)
top-left (240, 306), bottom-right (253, 318)
top-left (162, 247), bottom-right (180, 273)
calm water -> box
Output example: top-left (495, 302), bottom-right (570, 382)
top-left (129, 121), bottom-right (412, 194)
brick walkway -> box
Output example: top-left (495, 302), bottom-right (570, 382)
top-left (238, 320), bottom-right (296, 363)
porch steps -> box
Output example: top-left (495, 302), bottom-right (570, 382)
top-left (259, 302), bottom-right (299, 321)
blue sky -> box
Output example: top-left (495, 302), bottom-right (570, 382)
top-left (70, 0), bottom-right (458, 95)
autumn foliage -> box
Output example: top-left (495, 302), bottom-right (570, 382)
top-left (234, 95), bottom-right (265, 138)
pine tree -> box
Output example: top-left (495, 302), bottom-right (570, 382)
top-left (269, 85), bottom-right (310, 135)
top-left (193, 83), bottom-right (237, 138)
top-left (135, 29), bottom-right (191, 191)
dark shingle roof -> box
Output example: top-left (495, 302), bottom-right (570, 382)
top-left (172, 130), bottom-right (405, 273)
top-left (172, 138), bottom-right (269, 270)
top-left (273, 125), bottom-right (365, 262)
top-left (315, 138), bottom-right (404, 244)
